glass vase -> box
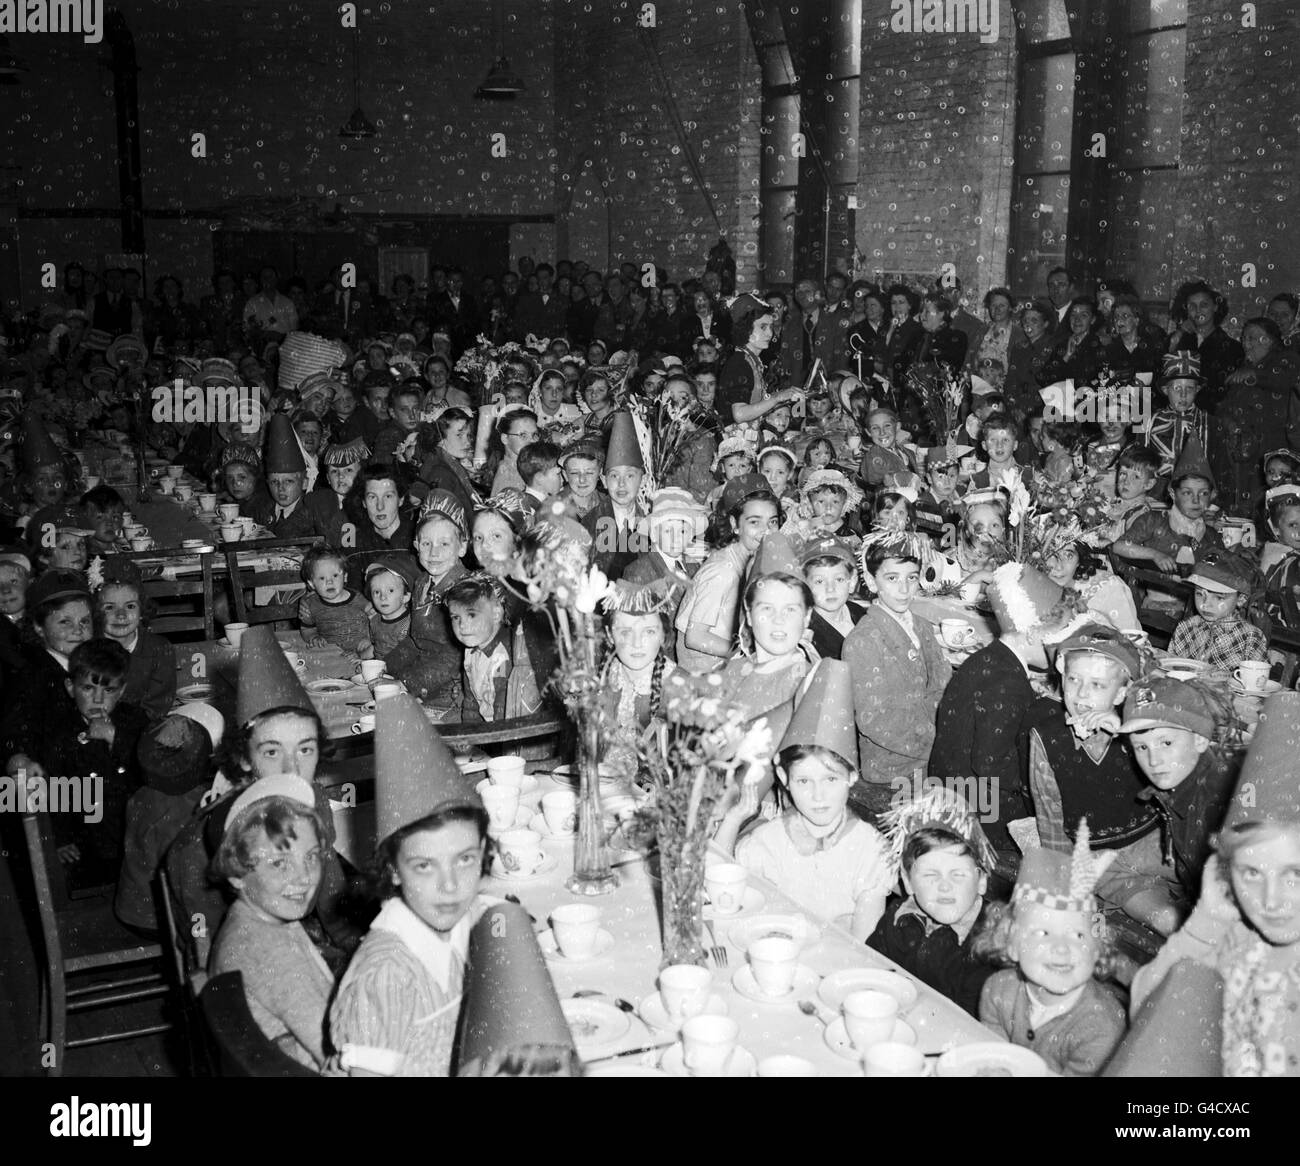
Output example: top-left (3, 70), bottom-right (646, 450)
top-left (657, 833), bottom-right (706, 967)
top-left (566, 712), bottom-right (619, 896)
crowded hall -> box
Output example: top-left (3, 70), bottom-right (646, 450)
top-left (2, 0), bottom-right (1299, 1091)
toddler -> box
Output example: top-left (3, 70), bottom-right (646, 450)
top-left (1169, 551), bottom-right (1267, 671)
top-left (976, 824), bottom-right (1127, 1075)
top-left (446, 574), bottom-right (544, 723)
top-left (364, 555), bottom-right (416, 660)
top-left (1103, 444), bottom-right (1162, 542)
top-left (298, 546), bottom-right (372, 658)
top-left (799, 436), bottom-right (837, 488)
top-left (79, 485), bottom-right (127, 556)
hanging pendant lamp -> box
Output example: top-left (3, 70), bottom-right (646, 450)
top-left (475, 0), bottom-right (525, 100)
top-left (339, 26), bottom-right (377, 138)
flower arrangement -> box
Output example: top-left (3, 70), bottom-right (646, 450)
top-left (910, 361), bottom-right (968, 444)
top-left (627, 391), bottom-right (711, 497)
top-left (453, 336), bottom-right (537, 399)
top-left (991, 466), bottom-right (1113, 570)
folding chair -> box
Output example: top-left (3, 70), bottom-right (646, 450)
top-left (223, 535), bottom-right (323, 626)
top-left (199, 972), bottom-right (319, 1078)
top-left (107, 549), bottom-right (219, 640)
top-left (21, 812), bottom-right (170, 1076)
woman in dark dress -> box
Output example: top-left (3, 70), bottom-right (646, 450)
top-left (882, 284), bottom-right (924, 384)
top-left (1167, 279), bottom-right (1245, 413)
top-left (416, 407), bottom-right (480, 520)
top-left (1040, 296), bottom-right (1106, 388)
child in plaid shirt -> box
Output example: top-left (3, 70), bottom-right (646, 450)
top-left (1169, 550), bottom-right (1268, 672)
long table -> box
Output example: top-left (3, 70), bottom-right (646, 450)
top-left (330, 774), bottom-right (1002, 1077)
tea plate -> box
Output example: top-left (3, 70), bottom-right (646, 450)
top-left (730, 962), bottom-right (820, 1005)
top-left (1230, 678), bottom-right (1282, 698)
top-left (659, 1043), bottom-right (757, 1078)
top-left (823, 1016), bottom-right (917, 1060)
top-left (306, 678), bottom-right (356, 694)
top-left (935, 1042), bottom-right (1048, 1077)
top-left (562, 998), bottom-right (631, 1058)
top-left (637, 991), bottom-right (729, 1032)
top-left (529, 813), bottom-right (576, 842)
top-left (489, 852), bottom-right (559, 882)
top-left (728, 913), bottom-right (823, 954)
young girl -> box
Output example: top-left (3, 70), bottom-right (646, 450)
top-left (758, 446), bottom-right (799, 525)
top-left (94, 561), bottom-right (177, 721)
top-left (976, 825), bottom-right (1127, 1076)
top-left (802, 537), bottom-right (868, 660)
top-left (869, 488), bottom-right (916, 535)
top-left (602, 599), bottom-right (678, 775)
top-left (706, 430), bottom-right (758, 511)
top-left (799, 436), bottom-right (837, 488)
top-left (329, 692), bottom-right (496, 1077)
top-left (486, 408), bottom-right (539, 497)
top-left (298, 546), bottom-right (372, 658)
top-left (529, 369), bottom-right (583, 446)
top-left (1263, 489), bottom-right (1300, 628)
top-left (798, 468), bottom-right (864, 544)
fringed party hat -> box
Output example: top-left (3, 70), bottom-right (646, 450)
top-left (603, 410), bottom-right (645, 472)
top-left (1222, 691), bottom-right (1300, 833)
top-left (322, 437), bottom-right (370, 467)
top-left (746, 530), bottom-right (802, 585)
top-left (235, 624), bottom-right (314, 725)
top-left (777, 659), bottom-right (857, 772)
top-left (1012, 820), bottom-right (1117, 914)
top-left (877, 783), bottom-right (998, 879)
top-left (263, 412), bottom-right (306, 475)
top-left (1103, 958), bottom-right (1223, 1078)
top-left (455, 900), bottom-right (577, 1077)
top-left (604, 573), bottom-right (683, 615)
top-left (374, 688), bottom-right (482, 844)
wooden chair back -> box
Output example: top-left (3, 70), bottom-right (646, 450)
top-left (223, 535), bottom-right (323, 626)
top-left (200, 972), bottom-right (319, 1078)
top-left (105, 549), bottom-right (219, 640)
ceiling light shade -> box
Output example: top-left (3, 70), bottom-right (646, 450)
top-left (0, 35), bottom-right (28, 78)
top-left (339, 106), bottom-right (377, 139)
top-left (475, 56), bottom-right (525, 100)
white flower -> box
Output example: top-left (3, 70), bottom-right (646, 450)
top-left (997, 467), bottom-right (1031, 528)
top-left (573, 566), bottom-right (614, 614)
top-left (734, 719), bottom-right (774, 773)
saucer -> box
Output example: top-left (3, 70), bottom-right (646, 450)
top-left (561, 998), bottom-right (631, 1057)
top-left (730, 962), bottom-right (820, 1005)
top-left (485, 775), bottom-right (540, 801)
top-left (727, 913), bottom-right (823, 954)
top-left (935, 1042), bottom-right (1048, 1077)
top-left (703, 885), bottom-right (766, 919)
top-left (306, 677), bottom-right (356, 694)
top-left (487, 806), bottom-right (533, 835)
top-left (538, 927), bottom-right (616, 964)
top-left (489, 852), bottom-right (559, 882)
top-left (823, 1016), bottom-right (917, 1061)
top-left (659, 1042), bottom-right (757, 1078)
top-left (638, 991), bottom-right (729, 1032)
top-left (1230, 678), bottom-right (1282, 698)
top-left (818, 968), bottom-right (919, 1013)
top-left (529, 812), bottom-right (576, 841)
top-left (177, 684), bottom-right (215, 703)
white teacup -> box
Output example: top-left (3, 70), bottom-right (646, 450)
top-left (360, 659), bottom-right (387, 683)
top-left (757, 1054), bottom-right (818, 1078)
top-left (842, 989), bottom-right (899, 1052)
top-left (174, 484), bottom-right (194, 501)
top-left (167, 465), bottom-right (185, 479)
top-left (541, 790), bottom-right (577, 836)
top-left (940, 618), bottom-right (977, 649)
top-left (129, 536), bottom-right (151, 551)
top-left (238, 516), bottom-right (256, 533)
top-left (550, 903), bottom-right (601, 960)
top-left (680, 1015), bottom-right (738, 1077)
top-left (350, 714), bottom-right (376, 734)
top-left (863, 1041), bottom-right (926, 1078)
top-left (198, 492), bottom-right (218, 512)
top-left (747, 936), bottom-right (799, 997)
top-left (224, 622), bottom-right (250, 649)
top-left (83, 475), bottom-right (101, 489)
top-left (497, 828), bottom-right (545, 875)
top-left (480, 782), bottom-right (521, 833)
top-left (220, 523), bottom-right (242, 542)
top-left (658, 964), bottom-right (712, 1024)
top-left (1235, 661), bottom-right (1270, 692)
top-left (157, 477), bottom-right (175, 495)
top-left (372, 681), bottom-right (403, 702)
top-left (487, 754), bottom-right (527, 788)
top-left (704, 863), bottom-right (748, 916)
top-left (1220, 524), bottom-right (1243, 549)
top-left (218, 503), bottom-right (240, 523)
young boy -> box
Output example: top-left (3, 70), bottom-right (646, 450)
top-left (719, 660), bottom-right (893, 941)
top-left (801, 536), bottom-right (867, 660)
top-left (1103, 444), bottom-right (1163, 542)
top-left (1143, 353), bottom-right (1208, 486)
top-left (251, 414), bottom-right (319, 538)
top-left (518, 440), bottom-right (565, 514)
top-left (799, 468), bottom-right (863, 544)
top-left (1117, 677), bottom-right (1238, 933)
top-left (445, 574), bottom-right (546, 723)
top-left (970, 413), bottom-right (1032, 488)
top-left (557, 441), bottom-right (604, 519)
top-left (372, 382), bottom-right (422, 464)
top-left (79, 485), bottom-right (127, 557)
top-left (581, 412), bottom-right (646, 582)
top-left (842, 541), bottom-right (951, 820)
top-left (364, 553), bottom-right (417, 660)
top-left (859, 407), bottom-right (912, 487)
top-left (1113, 435), bottom-right (1223, 576)
top-left (1026, 624), bottom-right (1169, 923)
top-left (1168, 550), bottom-right (1268, 671)
top-left (870, 790), bottom-right (1001, 1016)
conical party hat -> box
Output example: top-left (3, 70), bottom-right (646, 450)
top-left (1222, 691), bottom-right (1300, 833)
top-left (374, 688), bottom-right (482, 844)
top-left (1102, 958), bottom-right (1223, 1078)
top-left (1012, 821), bottom-right (1117, 913)
top-left (778, 659), bottom-right (858, 771)
top-left (455, 900), bottom-right (576, 1077)
top-left (603, 410), bottom-right (645, 472)
top-left (21, 410), bottom-right (63, 474)
top-left (1170, 430), bottom-right (1213, 488)
top-left (746, 530), bottom-right (802, 587)
top-left (235, 624), bottom-right (313, 725)
top-left (263, 412), bottom-right (306, 475)
top-left (986, 561), bottom-right (1065, 635)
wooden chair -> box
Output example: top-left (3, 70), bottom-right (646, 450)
top-left (223, 536), bottom-right (323, 626)
top-left (199, 972), bottom-right (319, 1078)
top-left (158, 869), bottom-right (212, 1076)
top-left (106, 549), bottom-right (219, 640)
top-left (21, 812), bottom-right (170, 1076)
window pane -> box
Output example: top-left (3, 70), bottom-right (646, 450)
top-left (1018, 53), bottom-right (1076, 173)
top-left (1009, 173), bottom-right (1071, 295)
top-left (1016, 0), bottom-right (1071, 43)
top-left (1106, 169), bottom-right (1180, 298)
top-left (1125, 0), bottom-right (1188, 33)
top-left (1118, 30), bottom-right (1185, 167)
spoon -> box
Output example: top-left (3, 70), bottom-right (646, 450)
top-left (797, 999), bottom-right (836, 1025)
top-left (572, 989), bottom-right (636, 1014)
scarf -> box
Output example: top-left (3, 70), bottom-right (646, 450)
top-left (1167, 504), bottom-right (1206, 542)
top-left (783, 809), bottom-right (857, 856)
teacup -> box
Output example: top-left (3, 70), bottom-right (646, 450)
top-left (863, 1041), bottom-right (926, 1078)
top-left (123, 524), bottom-right (144, 539)
top-left (658, 964), bottom-right (712, 1024)
top-left (360, 659), bottom-right (387, 683)
top-left (1220, 523), bottom-right (1243, 549)
top-left (704, 862), bottom-right (748, 915)
top-left (480, 781), bottom-right (521, 833)
top-left (219, 503), bottom-right (240, 523)
top-left (757, 1055), bottom-right (818, 1078)
top-left (541, 790), bottom-right (577, 836)
top-left (129, 536), bottom-right (152, 552)
top-left (940, 618), bottom-right (977, 649)
top-left (372, 681), bottom-right (403, 702)
top-left (680, 1015), bottom-right (738, 1077)
top-left (83, 475), bottom-right (101, 489)
top-left (198, 492), bottom-right (218, 512)
top-left (224, 621), bottom-right (250, 649)
top-left (550, 903), bottom-right (601, 960)
top-left (487, 754), bottom-right (527, 788)
top-left (220, 523), bottom-right (242, 542)
top-left (174, 484), bottom-right (194, 501)
top-left (842, 989), bottom-right (898, 1052)
top-left (157, 477), bottom-right (175, 495)
top-left (1235, 661), bottom-right (1270, 692)
top-left (350, 714), bottom-right (376, 734)
top-left (238, 516), bottom-right (256, 533)
top-left (166, 465), bottom-right (185, 479)
top-left (747, 936), bottom-right (800, 997)
top-left (497, 828), bottom-right (545, 875)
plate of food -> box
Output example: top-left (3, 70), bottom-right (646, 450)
top-left (935, 1042), bottom-right (1049, 1077)
top-left (306, 677), bottom-right (357, 694)
top-left (561, 998), bottom-right (632, 1058)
